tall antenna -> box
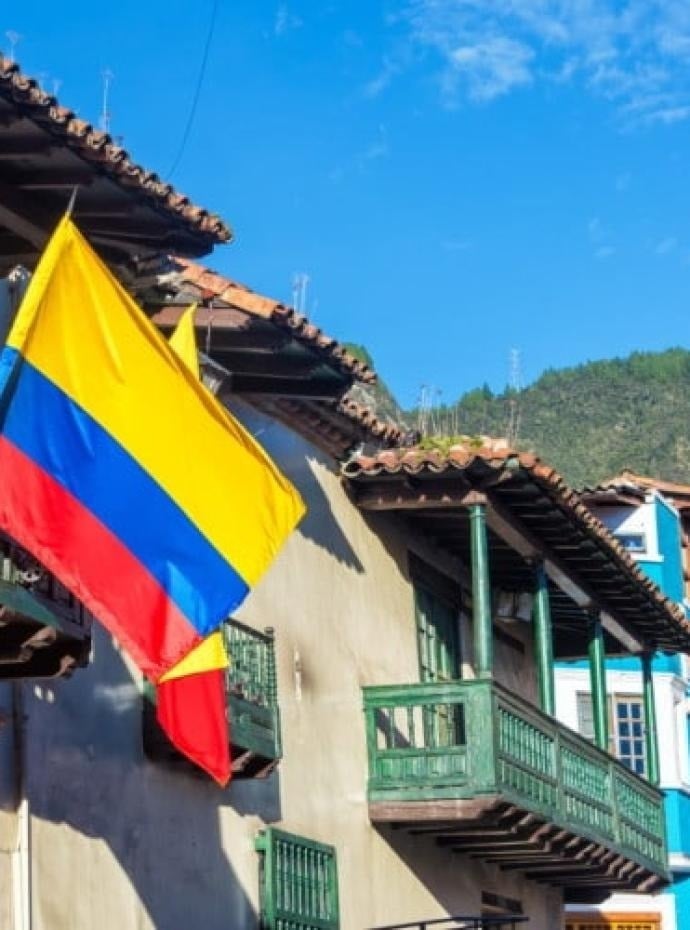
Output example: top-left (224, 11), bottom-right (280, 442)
top-left (291, 273), bottom-right (310, 313)
top-left (416, 384), bottom-right (432, 435)
top-left (100, 68), bottom-right (114, 133)
top-left (5, 31), bottom-right (21, 64)
top-left (506, 347), bottom-right (522, 444)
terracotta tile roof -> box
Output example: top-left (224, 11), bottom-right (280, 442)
top-left (337, 396), bottom-right (406, 445)
top-left (0, 56), bottom-right (231, 244)
top-left (343, 437), bottom-right (516, 477)
top-left (343, 439), bottom-right (690, 650)
top-left (250, 395), bottom-right (404, 461)
top-left (170, 257), bottom-right (376, 384)
top-left (599, 469), bottom-right (690, 500)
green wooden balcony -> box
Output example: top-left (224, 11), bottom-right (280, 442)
top-left (143, 619), bottom-right (281, 779)
top-left (225, 620), bottom-right (281, 778)
top-left (363, 679), bottom-right (668, 901)
top-left (0, 533), bottom-right (91, 679)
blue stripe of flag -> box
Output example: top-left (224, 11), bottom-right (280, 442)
top-left (1, 354), bottom-right (249, 635)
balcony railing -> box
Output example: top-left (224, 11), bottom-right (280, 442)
top-left (363, 679), bottom-right (667, 894)
top-left (0, 533), bottom-right (91, 678)
top-left (144, 619), bottom-right (281, 779)
top-left (225, 619), bottom-right (281, 776)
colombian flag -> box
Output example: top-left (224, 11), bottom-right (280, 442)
top-left (157, 306), bottom-right (233, 785)
top-left (0, 217), bottom-right (304, 779)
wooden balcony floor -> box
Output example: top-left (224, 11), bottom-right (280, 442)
top-left (372, 798), bottom-right (663, 902)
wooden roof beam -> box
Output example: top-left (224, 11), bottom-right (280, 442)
top-left (15, 169), bottom-right (94, 190)
top-left (354, 480), bottom-right (485, 512)
top-left (0, 178), bottom-right (56, 249)
top-left (0, 136), bottom-right (56, 158)
top-left (221, 373), bottom-right (347, 401)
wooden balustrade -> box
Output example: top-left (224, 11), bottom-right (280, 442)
top-left (363, 679), bottom-right (667, 894)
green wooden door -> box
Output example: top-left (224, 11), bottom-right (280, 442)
top-left (414, 583), bottom-right (462, 746)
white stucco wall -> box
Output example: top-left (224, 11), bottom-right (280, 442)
top-left (556, 664), bottom-right (687, 927)
top-left (555, 667), bottom-right (687, 790)
top-left (595, 497), bottom-right (662, 562)
top-left (0, 400), bottom-right (562, 930)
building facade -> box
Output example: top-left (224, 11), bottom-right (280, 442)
top-left (556, 476), bottom-right (690, 930)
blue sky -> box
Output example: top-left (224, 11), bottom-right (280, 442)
top-left (6, 2), bottom-right (690, 408)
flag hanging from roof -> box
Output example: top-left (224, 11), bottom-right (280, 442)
top-left (156, 304), bottom-right (232, 785)
top-left (0, 216), bottom-right (304, 705)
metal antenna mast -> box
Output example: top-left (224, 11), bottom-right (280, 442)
top-left (5, 31), bottom-right (21, 64)
top-left (291, 273), bottom-right (310, 313)
top-left (506, 347), bottom-right (522, 444)
top-left (100, 68), bottom-right (114, 133)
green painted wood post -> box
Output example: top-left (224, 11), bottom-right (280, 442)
top-left (642, 651), bottom-right (660, 786)
top-left (533, 562), bottom-right (555, 716)
top-left (469, 502), bottom-right (492, 678)
top-left (588, 612), bottom-right (609, 751)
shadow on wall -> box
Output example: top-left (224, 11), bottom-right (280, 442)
top-left (227, 396), bottom-right (365, 574)
top-left (22, 624), bottom-right (281, 930)
top-left (373, 823), bottom-right (482, 920)
top-left (295, 458), bottom-right (365, 574)
top-left (374, 824), bottom-right (560, 928)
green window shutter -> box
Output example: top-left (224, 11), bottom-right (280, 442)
top-left (414, 582), bottom-right (461, 684)
top-left (255, 828), bottom-right (339, 930)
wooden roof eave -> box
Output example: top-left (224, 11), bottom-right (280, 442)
top-left (346, 468), bottom-right (689, 656)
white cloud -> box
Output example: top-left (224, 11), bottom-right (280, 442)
top-left (588, 216), bottom-right (605, 242)
top-left (447, 36), bottom-right (534, 101)
top-left (391, 0), bottom-right (690, 124)
top-left (361, 125), bottom-right (390, 163)
top-left (655, 236), bottom-right (677, 254)
top-left (588, 217), bottom-right (615, 258)
top-left (274, 4), bottom-right (302, 37)
top-left (362, 139), bottom-right (389, 160)
top-left (364, 58), bottom-right (400, 98)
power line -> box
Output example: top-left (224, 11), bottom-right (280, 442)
top-left (166, 0), bottom-right (220, 179)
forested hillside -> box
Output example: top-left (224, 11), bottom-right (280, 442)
top-left (350, 346), bottom-right (690, 488)
top-left (417, 348), bottom-right (690, 487)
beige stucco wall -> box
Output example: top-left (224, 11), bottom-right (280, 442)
top-left (0, 400), bottom-right (561, 930)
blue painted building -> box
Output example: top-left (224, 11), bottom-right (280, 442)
top-left (556, 474), bottom-right (690, 930)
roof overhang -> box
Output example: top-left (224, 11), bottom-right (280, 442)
top-left (143, 258), bottom-right (405, 458)
top-left (343, 447), bottom-right (690, 658)
top-left (0, 57), bottom-right (230, 275)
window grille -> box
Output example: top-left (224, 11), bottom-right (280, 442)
top-left (256, 827), bottom-right (339, 930)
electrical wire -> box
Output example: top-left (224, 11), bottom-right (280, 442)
top-left (166, 0), bottom-right (220, 180)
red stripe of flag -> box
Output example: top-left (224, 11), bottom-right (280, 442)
top-left (157, 669), bottom-right (231, 785)
top-left (0, 436), bottom-right (202, 680)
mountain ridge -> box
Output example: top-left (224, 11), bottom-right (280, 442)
top-left (356, 346), bottom-right (690, 489)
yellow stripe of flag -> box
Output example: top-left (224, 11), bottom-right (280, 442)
top-left (160, 304), bottom-right (228, 683)
top-left (8, 218), bottom-right (304, 587)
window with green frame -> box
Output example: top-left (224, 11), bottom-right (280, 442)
top-left (255, 827), bottom-right (340, 930)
